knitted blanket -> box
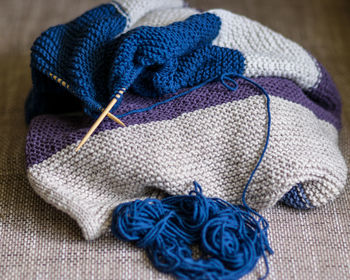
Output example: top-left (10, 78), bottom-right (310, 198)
top-left (26, 0), bottom-right (347, 246)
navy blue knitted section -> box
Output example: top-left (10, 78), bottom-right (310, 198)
top-left (27, 4), bottom-right (127, 122)
top-left (280, 184), bottom-right (314, 209)
top-left (109, 13), bottom-right (245, 101)
top-left (130, 45), bottom-right (245, 98)
top-left (27, 10), bottom-right (245, 121)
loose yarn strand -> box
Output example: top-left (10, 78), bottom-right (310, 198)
top-left (112, 72), bottom-right (274, 280)
top-left (116, 77), bottom-right (217, 119)
top-left (236, 74), bottom-right (271, 208)
top-left (235, 74), bottom-right (274, 279)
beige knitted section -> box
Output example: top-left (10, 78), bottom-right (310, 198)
top-left (27, 96), bottom-right (347, 240)
top-left (112, 0), bottom-right (185, 27)
top-left (210, 9), bottom-right (320, 90)
top-left (131, 7), bottom-right (198, 29)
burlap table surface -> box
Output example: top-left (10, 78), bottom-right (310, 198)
top-left (1, 0), bottom-right (349, 279)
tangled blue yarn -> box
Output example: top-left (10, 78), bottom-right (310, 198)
top-left (112, 182), bottom-right (273, 280)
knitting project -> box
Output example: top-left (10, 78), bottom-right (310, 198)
top-left (25, 0), bottom-right (347, 279)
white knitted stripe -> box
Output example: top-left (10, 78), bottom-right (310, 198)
top-left (27, 96), bottom-right (347, 240)
top-left (209, 9), bottom-right (320, 90)
top-left (111, 0), bottom-right (185, 28)
top-left (131, 7), bottom-right (198, 29)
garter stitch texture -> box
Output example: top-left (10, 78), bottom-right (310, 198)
top-left (109, 13), bottom-right (245, 99)
top-left (25, 0), bottom-right (347, 274)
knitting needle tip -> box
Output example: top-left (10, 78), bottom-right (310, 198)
top-left (75, 89), bottom-right (127, 151)
top-left (76, 98), bottom-right (118, 152)
top-left (107, 112), bottom-right (126, 127)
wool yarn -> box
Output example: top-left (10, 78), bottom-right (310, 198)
top-left (25, 1), bottom-right (347, 279)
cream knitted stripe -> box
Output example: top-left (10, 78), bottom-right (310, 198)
top-left (209, 9), bottom-right (320, 90)
top-left (131, 7), bottom-right (198, 29)
top-left (111, 0), bottom-right (185, 28)
top-left (27, 96), bottom-right (347, 240)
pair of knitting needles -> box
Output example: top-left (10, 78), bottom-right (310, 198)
top-left (75, 88), bottom-right (126, 151)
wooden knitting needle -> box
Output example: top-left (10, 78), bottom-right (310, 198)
top-left (48, 74), bottom-right (125, 134)
top-left (76, 89), bottom-right (126, 151)
top-left (49, 74), bottom-right (125, 131)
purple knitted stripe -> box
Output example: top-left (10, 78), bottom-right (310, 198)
top-left (26, 74), bottom-right (341, 167)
